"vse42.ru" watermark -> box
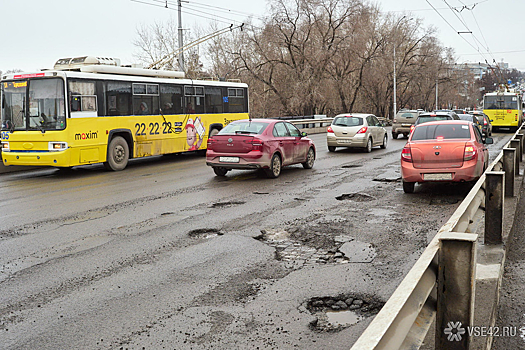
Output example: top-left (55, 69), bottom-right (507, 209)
top-left (444, 321), bottom-right (523, 341)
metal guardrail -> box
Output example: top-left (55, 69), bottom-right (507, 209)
top-left (351, 125), bottom-right (524, 350)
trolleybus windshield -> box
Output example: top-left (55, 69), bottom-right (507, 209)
top-left (1, 78), bottom-right (66, 131)
top-left (484, 95), bottom-right (519, 110)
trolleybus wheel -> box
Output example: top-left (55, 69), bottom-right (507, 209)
top-left (104, 136), bottom-right (129, 171)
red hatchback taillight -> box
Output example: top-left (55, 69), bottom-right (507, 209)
top-left (327, 126), bottom-right (334, 133)
top-left (401, 146), bottom-right (412, 162)
top-left (464, 145), bottom-right (477, 161)
top-left (244, 138), bottom-right (264, 151)
top-left (357, 126), bottom-right (368, 134)
top-left (207, 137), bottom-right (217, 151)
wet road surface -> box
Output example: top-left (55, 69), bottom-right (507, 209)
top-left (0, 130), bottom-right (514, 349)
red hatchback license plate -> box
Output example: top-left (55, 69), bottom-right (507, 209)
top-left (423, 173), bottom-right (453, 181)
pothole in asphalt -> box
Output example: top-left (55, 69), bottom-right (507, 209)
top-left (188, 228), bottom-right (224, 239)
top-left (372, 177), bottom-right (401, 182)
top-left (342, 164), bottom-right (363, 169)
top-left (305, 294), bottom-right (384, 332)
top-left (255, 228), bottom-right (376, 269)
top-left (210, 201), bottom-right (246, 208)
top-left (335, 193), bottom-right (375, 201)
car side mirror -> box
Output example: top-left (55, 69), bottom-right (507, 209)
top-left (484, 137), bottom-right (493, 144)
top-left (301, 131), bottom-right (308, 137)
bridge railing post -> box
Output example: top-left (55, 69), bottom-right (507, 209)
top-left (484, 171), bottom-right (505, 245)
top-left (503, 148), bottom-right (515, 197)
top-left (436, 232), bottom-right (477, 350)
top-left (510, 139), bottom-right (520, 175)
top-left (515, 133), bottom-right (524, 162)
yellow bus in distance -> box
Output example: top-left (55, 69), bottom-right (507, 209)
top-left (483, 90), bottom-right (523, 131)
top-left (1, 56), bottom-right (249, 171)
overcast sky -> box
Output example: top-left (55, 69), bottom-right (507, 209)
top-left (1, 0), bottom-right (524, 72)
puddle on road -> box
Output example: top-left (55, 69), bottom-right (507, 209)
top-left (325, 310), bottom-right (363, 326)
top-left (188, 228), bottom-right (224, 239)
top-left (342, 164), bottom-right (363, 169)
top-left (335, 193), bottom-right (375, 202)
top-left (306, 294), bottom-right (384, 332)
top-left (339, 241), bottom-right (376, 263)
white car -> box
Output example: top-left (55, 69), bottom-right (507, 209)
top-left (326, 113), bottom-right (388, 152)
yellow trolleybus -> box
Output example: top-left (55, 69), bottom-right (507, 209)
top-left (1, 56), bottom-right (249, 171)
top-left (483, 89), bottom-right (523, 131)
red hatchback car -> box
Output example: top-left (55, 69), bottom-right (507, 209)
top-left (401, 120), bottom-right (493, 193)
top-left (206, 119), bottom-right (316, 178)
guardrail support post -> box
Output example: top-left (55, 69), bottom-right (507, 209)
top-left (485, 171), bottom-right (505, 244)
top-left (515, 133), bottom-right (524, 162)
top-left (510, 139), bottom-right (521, 174)
top-left (436, 232), bottom-right (477, 350)
top-left (503, 148), bottom-right (515, 197)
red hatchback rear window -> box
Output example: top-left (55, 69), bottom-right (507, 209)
top-left (412, 124), bottom-right (471, 140)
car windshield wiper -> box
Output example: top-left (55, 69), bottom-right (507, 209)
top-left (334, 123), bottom-right (348, 126)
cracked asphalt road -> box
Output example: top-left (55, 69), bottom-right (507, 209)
top-left (0, 131), bottom-right (513, 349)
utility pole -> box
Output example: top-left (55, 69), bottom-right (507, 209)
top-left (178, 0), bottom-right (185, 72)
top-left (393, 45), bottom-right (397, 118)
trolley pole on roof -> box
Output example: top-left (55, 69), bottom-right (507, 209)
top-left (178, 0), bottom-right (185, 72)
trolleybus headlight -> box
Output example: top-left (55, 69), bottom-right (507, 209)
top-left (48, 142), bottom-right (68, 151)
top-left (2, 142), bottom-right (9, 151)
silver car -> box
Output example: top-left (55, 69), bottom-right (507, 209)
top-left (326, 113), bottom-right (388, 152)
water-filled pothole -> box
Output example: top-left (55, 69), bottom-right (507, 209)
top-left (326, 310), bottom-right (363, 326)
top-left (188, 228), bottom-right (224, 239)
top-left (335, 193), bottom-right (375, 201)
top-left (306, 294), bottom-right (384, 332)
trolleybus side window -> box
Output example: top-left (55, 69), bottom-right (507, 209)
top-left (184, 85), bottom-right (204, 114)
top-left (160, 84), bottom-right (183, 115)
top-left (69, 79), bottom-right (98, 117)
top-left (106, 81), bottom-right (132, 116)
top-left (133, 83), bottom-right (159, 115)
top-left (205, 87), bottom-right (223, 113)
top-left (228, 88), bottom-right (246, 113)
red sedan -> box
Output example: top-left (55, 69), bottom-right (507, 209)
top-left (206, 119), bottom-right (316, 178)
top-left (401, 120), bottom-right (493, 193)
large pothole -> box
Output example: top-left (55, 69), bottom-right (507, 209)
top-left (305, 294), bottom-right (384, 332)
top-left (256, 227), bottom-right (376, 269)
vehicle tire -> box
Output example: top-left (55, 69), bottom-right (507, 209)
top-left (328, 146), bottom-right (336, 152)
top-left (403, 181), bottom-right (415, 193)
top-left (392, 132), bottom-right (398, 139)
top-left (104, 136), bottom-right (129, 171)
top-left (364, 138), bottom-right (372, 153)
top-left (265, 153), bottom-right (282, 178)
top-left (302, 147), bottom-right (315, 169)
top-left (213, 167), bottom-right (228, 177)
top-left (380, 134), bottom-right (388, 149)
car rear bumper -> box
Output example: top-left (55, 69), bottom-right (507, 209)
top-left (206, 151), bottom-right (270, 169)
top-left (401, 161), bottom-right (481, 183)
top-left (392, 126), bottom-right (412, 134)
top-left (327, 134), bottom-right (367, 147)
